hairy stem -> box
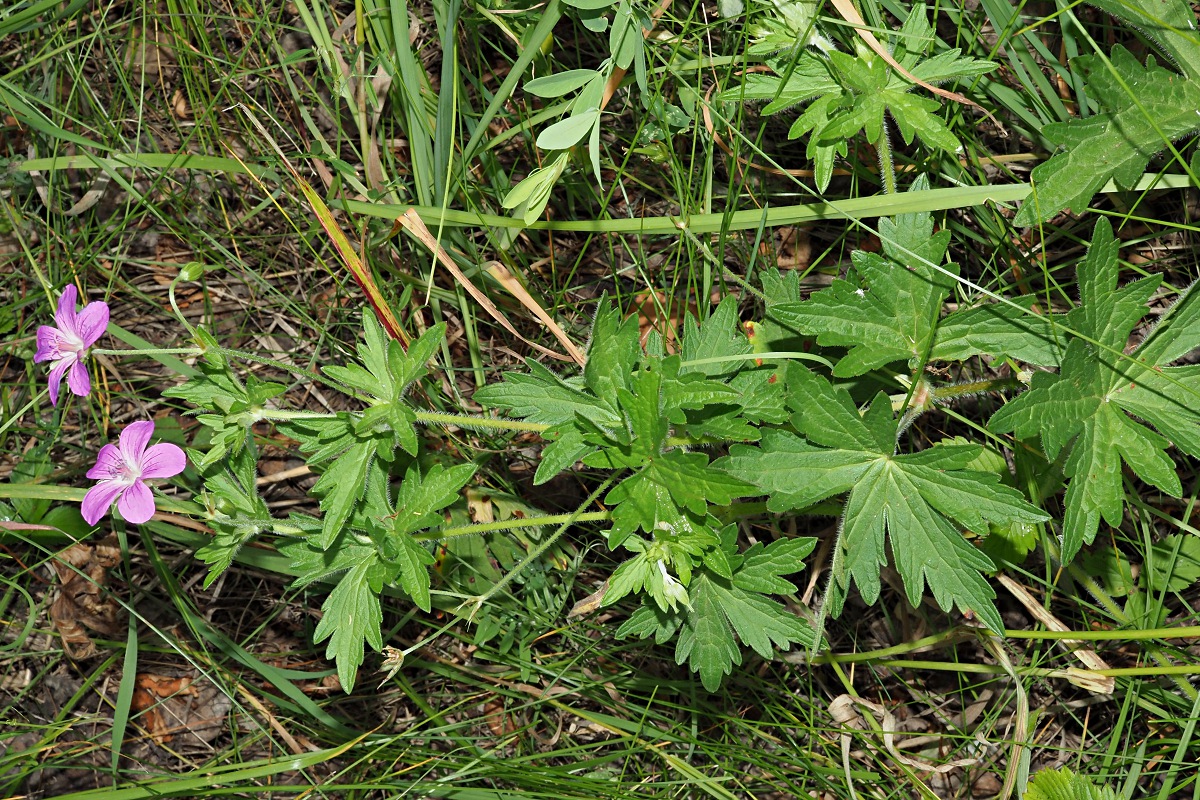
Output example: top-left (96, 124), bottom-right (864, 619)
top-left (418, 511), bottom-right (612, 541)
top-left (414, 411), bottom-right (549, 434)
top-left (458, 474), bottom-right (617, 620)
top-left (876, 117), bottom-right (896, 195)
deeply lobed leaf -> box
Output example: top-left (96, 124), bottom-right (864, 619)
top-left (990, 219), bottom-right (1200, 560)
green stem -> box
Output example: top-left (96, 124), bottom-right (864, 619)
top-left (851, 658), bottom-right (1200, 680)
top-left (92, 347), bottom-right (202, 357)
top-left (800, 623), bottom-right (1200, 665)
top-left (680, 350), bottom-right (835, 371)
top-left (253, 409), bottom-right (336, 421)
top-left (891, 376), bottom-right (1022, 417)
top-left (930, 376), bottom-right (1021, 402)
top-left (1051, 536), bottom-right (1198, 701)
top-left (417, 511), bottom-right (611, 541)
top-left (414, 411), bottom-right (549, 434)
top-left (459, 474), bottom-right (617, 620)
top-left (248, 408), bottom-right (549, 434)
top-left (168, 278), bottom-right (198, 337)
top-left (876, 118), bottom-right (896, 196)
top-left (1004, 625), bottom-right (1200, 641)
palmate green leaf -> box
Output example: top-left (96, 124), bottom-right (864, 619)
top-left (728, 369), bottom-right (788, 424)
top-left (750, 269), bottom-right (805, 355)
top-left (166, 362), bottom-right (285, 468)
top-left (1024, 767), bottom-right (1120, 800)
top-left (718, 53), bottom-right (839, 114)
top-left (279, 532), bottom-right (377, 589)
top-left (587, 361), bottom-right (754, 545)
top-left (1014, 46), bottom-right (1200, 226)
top-left (771, 179), bottom-right (958, 376)
top-left (617, 603), bottom-right (683, 644)
top-left (680, 296), bottom-right (752, 377)
top-left (604, 452), bottom-right (756, 546)
top-left (1146, 534), bottom-right (1200, 593)
top-left (659, 358), bottom-right (741, 420)
top-left (787, 95), bottom-right (844, 191)
top-left (990, 219), bottom-right (1200, 561)
top-left (196, 446), bottom-right (271, 585)
top-left (619, 533), bottom-right (818, 691)
top-left (721, 364), bottom-right (1047, 631)
top-left (388, 532), bottom-right (435, 613)
top-left (729, 4), bottom-right (994, 192)
top-left (473, 359), bottom-right (619, 427)
top-left (321, 315), bottom-right (444, 461)
top-left (391, 463), bottom-right (477, 537)
top-left (800, 5), bottom-right (990, 154)
top-left (312, 556), bottom-right (384, 692)
top-left (736, 537), bottom-right (817, 593)
top-left (584, 301), bottom-right (641, 411)
top-left (1086, 0), bottom-right (1200, 82)
top-left (311, 441), bottom-right (374, 549)
top-left (931, 297), bottom-right (1064, 366)
top-left (676, 570), bottom-right (818, 692)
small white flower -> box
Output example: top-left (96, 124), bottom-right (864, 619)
top-left (657, 560), bottom-right (692, 612)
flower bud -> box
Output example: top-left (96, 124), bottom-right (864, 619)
top-left (178, 262), bottom-right (206, 282)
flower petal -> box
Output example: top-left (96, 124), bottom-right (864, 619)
top-left (119, 420), bottom-right (156, 461)
top-left (35, 326), bottom-right (66, 363)
top-left (73, 300), bottom-right (110, 347)
top-left (55, 284), bottom-right (79, 332)
top-left (117, 480), bottom-right (156, 524)
top-left (87, 444), bottom-right (125, 480)
top-left (46, 357), bottom-right (73, 407)
top-left (67, 358), bottom-right (91, 398)
top-left (82, 479), bottom-right (126, 526)
top-left (139, 442), bottom-right (187, 479)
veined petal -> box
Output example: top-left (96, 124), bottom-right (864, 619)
top-left (87, 444), bottom-right (125, 480)
top-left (117, 480), bottom-right (156, 524)
top-left (46, 357), bottom-right (73, 407)
top-left (66, 359), bottom-right (91, 398)
top-left (140, 442), bottom-right (186, 479)
top-left (73, 300), bottom-right (110, 347)
top-left (119, 420), bottom-right (156, 461)
top-left (35, 326), bottom-right (66, 363)
top-left (55, 284), bottom-right (79, 332)
top-left (82, 479), bottom-right (126, 525)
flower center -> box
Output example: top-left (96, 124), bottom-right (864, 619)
top-left (61, 329), bottom-right (87, 356)
top-left (120, 455), bottom-right (143, 484)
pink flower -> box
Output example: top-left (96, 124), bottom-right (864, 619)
top-left (82, 420), bottom-right (186, 525)
top-left (34, 284), bottom-right (109, 406)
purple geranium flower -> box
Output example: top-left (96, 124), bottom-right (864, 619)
top-left (34, 284), bottom-right (110, 406)
top-left (82, 420), bottom-right (186, 525)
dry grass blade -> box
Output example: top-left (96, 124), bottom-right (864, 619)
top-left (295, 167), bottom-right (409, 346)
top-left (997, 573), bottom-right (1115, 691)
top-left (486, 261), bottom-right (586, 366)
top-left (234, 108), bottom-right (409, 345)
top-left (394, 208), bottom-right (580, 363)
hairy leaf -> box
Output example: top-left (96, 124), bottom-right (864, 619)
top-left (931, 298), bottom-right (1064, 366)
top-left (1014, 47), bottom-right (1200, 226)
top-left (311, 442), bottom-right (375, 549)
top-left (1024, 767), bottom-right (1119, 800)
top-left (990, 219), bottom-right (1200, 560)
top-left (680, 296), bottom-right (753, 377)
top-left (771, 179), bottom-right (958, 376)
top-left (675, 570), bottom-right (818, 691)
top-left (722, 365), bottom-right (1047, 630)
top-left (312, 557), bottom-right (384, 692)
